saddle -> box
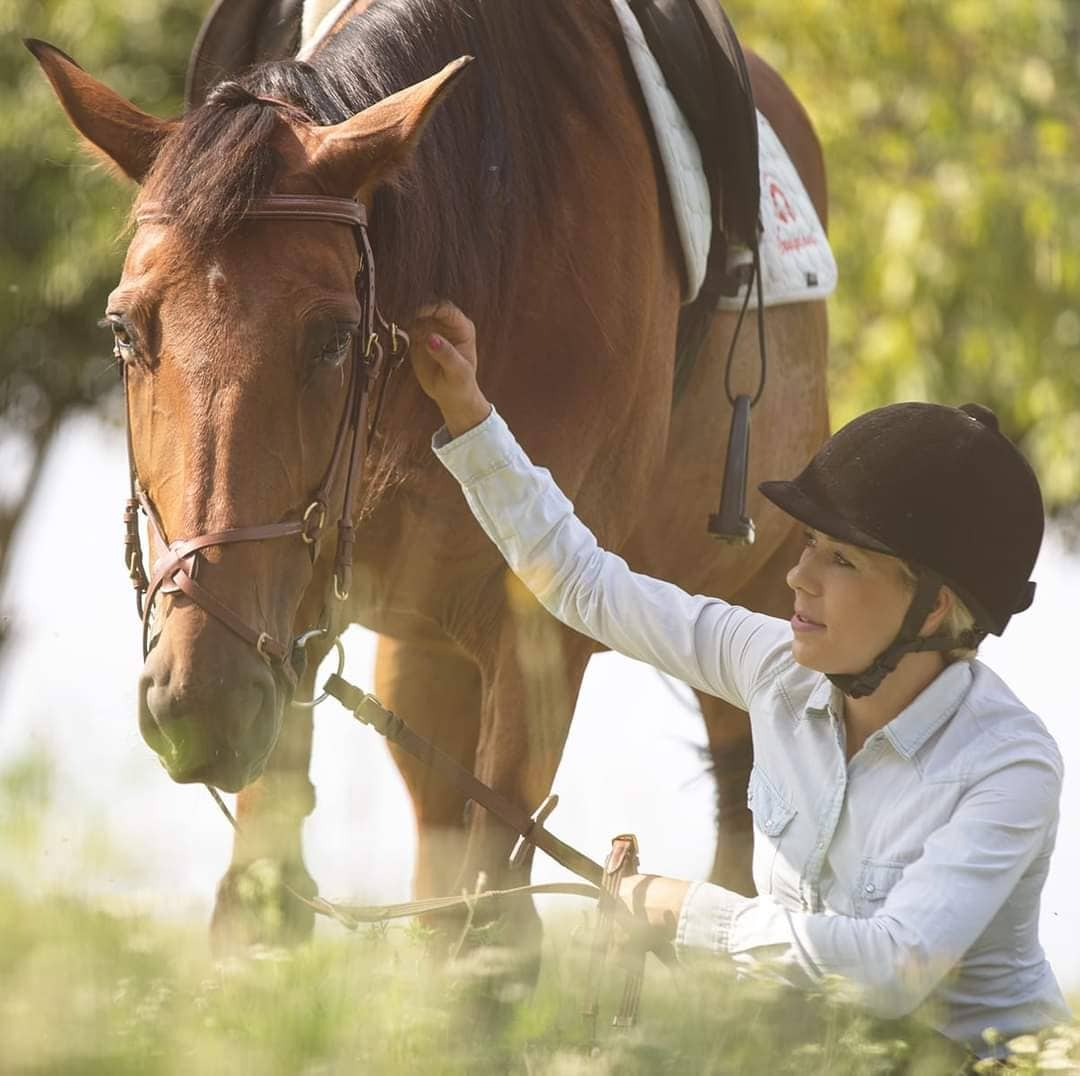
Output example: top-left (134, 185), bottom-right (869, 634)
top-left (186, 0), bottom-right (303, 107)
top-left (626, 0), bottom-right (760, 396)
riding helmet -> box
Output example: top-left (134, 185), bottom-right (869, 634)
top-left (759, 402), bottom-right (1043, 696)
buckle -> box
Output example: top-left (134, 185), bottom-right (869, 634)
top-left (301, 500), bottom-right (327, 545)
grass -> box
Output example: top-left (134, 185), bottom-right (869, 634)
top-left (2, 880), bottom-right (1078, 1076)
top-left (1, 754), bottom-right (1077, 1074)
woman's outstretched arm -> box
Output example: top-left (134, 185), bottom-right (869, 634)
top-left (410, 302), bottom-right (793, 709)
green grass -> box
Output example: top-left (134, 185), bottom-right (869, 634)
top-left (1, 880), bottom-right (1078, 1076)
top-left (1, 753), bottom-right (1077, 1075)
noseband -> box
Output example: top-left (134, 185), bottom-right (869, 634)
top-left (121, 195), bottom-right (407, 691)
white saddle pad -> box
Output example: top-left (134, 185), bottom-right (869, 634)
top-left (717, 112), bottom-right (838, 310)
top-left (298, 0), bottom-right (352, 59)
top-left (299, 0), bottom-right (836, 310)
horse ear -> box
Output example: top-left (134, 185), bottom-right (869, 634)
top-left (309, 55), bottom-right (474, 199)
top-left (25, 39), bottom-right (176, 183)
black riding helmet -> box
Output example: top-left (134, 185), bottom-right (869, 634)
top-left (759, 402), bottom-right (1044, 698)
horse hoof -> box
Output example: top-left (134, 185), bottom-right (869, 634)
top-left (209, 858), bottom-right (317, 955)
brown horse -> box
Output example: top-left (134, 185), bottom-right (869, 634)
top-left (28, 0), bottom-right (828, 955)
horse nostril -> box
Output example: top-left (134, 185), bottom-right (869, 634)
top-left (137, 643), bottom-right (281, 789)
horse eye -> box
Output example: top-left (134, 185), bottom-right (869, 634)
top-left (317, 323), bottom-right (356, 368)
top-left (102, 315), bottom-right (137, 359)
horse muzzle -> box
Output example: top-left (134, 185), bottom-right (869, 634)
top-left (138, 637), bottom-right (282, 792)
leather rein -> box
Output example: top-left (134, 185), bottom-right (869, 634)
top-left (120, 195), bottom-right (407, 690)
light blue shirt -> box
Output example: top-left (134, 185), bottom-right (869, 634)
top-left (433, 406), bottom-right (1070, 1052)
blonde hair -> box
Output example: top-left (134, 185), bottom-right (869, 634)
top-left (896, 561), bottom-right (980, 663)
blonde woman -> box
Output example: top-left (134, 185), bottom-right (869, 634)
top-left (410, 302), bottom-right (1069, 1062)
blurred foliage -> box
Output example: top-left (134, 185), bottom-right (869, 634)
top-left (727, 0), bottom-right (1080, 512)
top-left (0, 0), bottom-right (1078, 560)
top-left (0, 0), bottom-right (202, 589)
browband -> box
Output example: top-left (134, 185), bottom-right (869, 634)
top-left (135, 195), bottom-right (367, 229)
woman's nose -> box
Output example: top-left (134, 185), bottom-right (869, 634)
top-left (786, 549), bottom-right (818, 594)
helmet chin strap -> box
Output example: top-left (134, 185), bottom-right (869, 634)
top-left (827, 569), bottom-right (987, 700)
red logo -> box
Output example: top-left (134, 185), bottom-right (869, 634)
top-left (768, 178), bottom-right (796, 225)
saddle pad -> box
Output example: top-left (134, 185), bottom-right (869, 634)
top-left (717, 112), bottom-right (837, 311)
top-left (297, 0), bottom-right (835, 310)
top-left (298, 0), bottom-right (352, 59)
top-left (610, 0), bottom-right (712, 302)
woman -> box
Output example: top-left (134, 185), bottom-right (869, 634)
top-left (409, 301), bottom-right (1069, 1060)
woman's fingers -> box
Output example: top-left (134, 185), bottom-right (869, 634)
top-left (414, 300), bottom-right (476, 354)
top-left (407, 300), bottom-right (485, 426)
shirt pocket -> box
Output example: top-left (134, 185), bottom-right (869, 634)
top-left (747, 766), bottom-right (797, 896)
top-left (747, 765), bottom-right (797, 837)
top-left (854, 859), bottom-right (907, 917)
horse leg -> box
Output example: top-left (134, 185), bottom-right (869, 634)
top-left (454, 587), bottom-right (596, 978)
top-left (373, 635), bottom-right (481, 914)
top-left (696, 524), bottom-right (805, 896)
top-left (209, 658), bottom-right (321, 953)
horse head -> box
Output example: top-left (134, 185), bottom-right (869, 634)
top-left (27, 39), bottom-right (470, 791)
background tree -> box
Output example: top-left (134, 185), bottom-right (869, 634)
top-left (0, 0), bottom-right (202, 647)
top-left (2, 0), bottom-right (1078, 651)
top-left (728, 0), bottom-right (1080, 512)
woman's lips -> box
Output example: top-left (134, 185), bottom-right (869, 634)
top-left (791, 612), bottom-right (826, 632)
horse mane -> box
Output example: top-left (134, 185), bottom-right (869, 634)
top-left (139, 0), bottom-right (618, 327)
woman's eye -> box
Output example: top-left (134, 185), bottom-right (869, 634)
top-left (317, 325), bottom-right (356, 367)
top-left (834, 553), bottom-right (854, 569)
top-left (802, 528), bottom-right (816, 547)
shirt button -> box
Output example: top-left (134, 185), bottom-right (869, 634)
top-left (817, 840), bottom-right (824, 850)
top-left (864, 882), bottom-right (876, 894)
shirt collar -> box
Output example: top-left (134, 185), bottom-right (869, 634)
top-left (883, 661), bottom-right (973, 760)
top-left (803, 662), bottom-right (974, 759)
top-left (806, 677), bottom-right (835, 718)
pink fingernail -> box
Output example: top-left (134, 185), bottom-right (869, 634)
top-left (428, 334), bottom-right (443, 350)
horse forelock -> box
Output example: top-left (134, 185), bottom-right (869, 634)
top-left (134, 0), bottom-right (616, 328)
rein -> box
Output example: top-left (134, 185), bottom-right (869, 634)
top-left (120, 195), bottom-right (408, 689)
top-left (206, 669), bottom-right (677, 1032)
top-left (119, 191), bottom-right (671, 1030)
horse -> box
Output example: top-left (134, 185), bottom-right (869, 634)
top-left (27, 0), bottom-right (828, 959)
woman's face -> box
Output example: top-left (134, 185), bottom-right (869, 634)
top-left (785, 527), bottom-right (912, 674)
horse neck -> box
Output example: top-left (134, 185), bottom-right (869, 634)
top-left (304, 1), bottom-right (625, 473)
top-left (304, 1), bottom-right (618, 324)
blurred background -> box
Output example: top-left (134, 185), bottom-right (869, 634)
top-left (2, 0), bottom-right (1078, 997)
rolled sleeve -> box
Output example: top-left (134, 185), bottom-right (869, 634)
top-left (675, 880), bottom-right (746, 957)
top-left (431, 405), bottom-right (506, 482)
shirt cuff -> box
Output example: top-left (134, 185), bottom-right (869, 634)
top-left (431, 405), bottom-right (516, 486)
top-left (674, 880), bottom-right (747, 961)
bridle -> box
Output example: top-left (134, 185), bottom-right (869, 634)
top-left (120, 194), bottom-right (407, 692)
top-left (120, 195), bottom-right (673, 1035)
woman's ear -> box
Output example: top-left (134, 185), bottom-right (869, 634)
top-left (920, 585), bottom-right (955, 638)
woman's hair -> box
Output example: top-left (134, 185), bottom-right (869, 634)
top-left (897, 560), bottom-right (980, 662)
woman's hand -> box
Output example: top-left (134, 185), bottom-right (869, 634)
top-left (410, 301), bottom-right (492, 437)
top-left (612, 874), bottom-right (691, 960)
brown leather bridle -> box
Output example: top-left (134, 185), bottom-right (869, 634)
top-left (120, 194), bottom-right (407, 691)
